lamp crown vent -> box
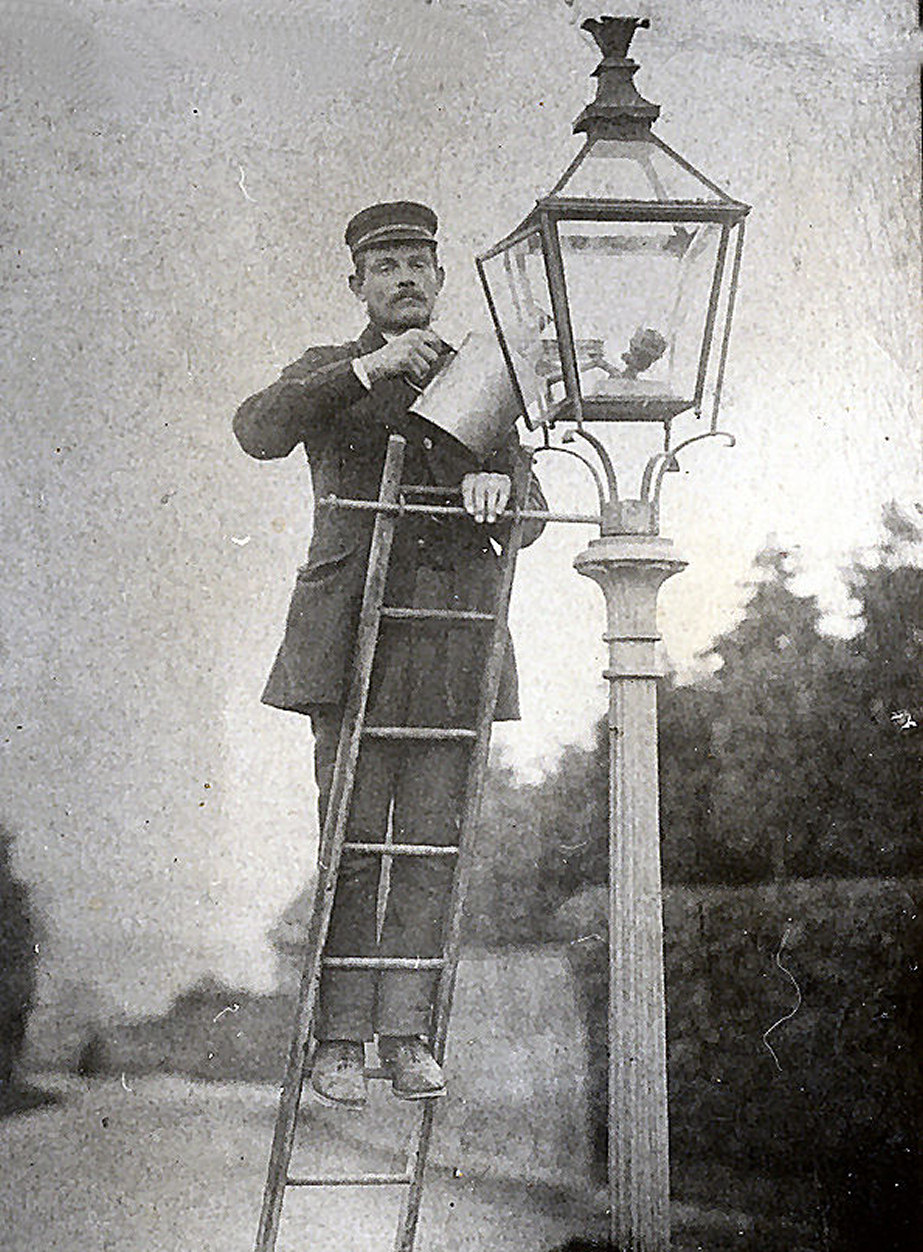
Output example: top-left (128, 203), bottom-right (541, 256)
top-left (581, 14), bottom-right (647, 59)
top-left (573, 14), bottom-right (660, 140)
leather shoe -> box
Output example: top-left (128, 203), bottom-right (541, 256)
top-left (309, 1041), bottom-right (367, 1110)
top-left (378, 1037), bottom-right (446, 1101)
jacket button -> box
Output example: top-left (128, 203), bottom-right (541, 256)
top-left (422, 436), bottom-right (433, 450)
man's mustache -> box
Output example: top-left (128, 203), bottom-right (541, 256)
top-left (391, 289), bottom-right (426, 303)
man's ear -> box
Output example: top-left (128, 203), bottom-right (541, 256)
top-left (348, 271), bottom-right (364, 300)
top-left (435, 265), bottom-right (445, 295)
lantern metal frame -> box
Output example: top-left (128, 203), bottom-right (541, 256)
top-left (476, 15), bottom-right (750, 450)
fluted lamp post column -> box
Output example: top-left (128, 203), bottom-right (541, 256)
top-left (476, 15), bottom-right (750, 1250)
top-left (576, 497), bottom-right (684, 1251)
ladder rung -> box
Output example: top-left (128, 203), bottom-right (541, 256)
top-left (287, 1173), bottom-right (411, 1188)
top-left (321, 956), bottom-right (445, 970)
top-left (398, 484), bottom-right (462, 497)
top-left (362, 727), bottom-right (477, 741)
top-left (343, 842), bottom-right (459, 857)
top-left (380, 607), bottom-right (495, 622)
top-left (321, 493), bottom-right (600, 524)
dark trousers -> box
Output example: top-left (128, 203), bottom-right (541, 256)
top-left (311, 559), bottom-right (484, 1042)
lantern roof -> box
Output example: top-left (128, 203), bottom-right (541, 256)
top-left (483, 15), bottom-right (749, 258)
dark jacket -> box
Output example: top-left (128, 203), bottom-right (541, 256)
top-left (233, 323), bottom-right (545, 718)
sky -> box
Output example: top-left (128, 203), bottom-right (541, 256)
top-left (1, 0), bottom-right (920, 1030)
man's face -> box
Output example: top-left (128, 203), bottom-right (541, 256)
top-left (349, 243), bottom-right (444, 333)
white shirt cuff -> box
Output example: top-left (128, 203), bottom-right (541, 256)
top-left (351, 357), bottom-right (372, 390)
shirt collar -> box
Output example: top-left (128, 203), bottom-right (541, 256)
top-left (358, 322), bottom-right (452, 354)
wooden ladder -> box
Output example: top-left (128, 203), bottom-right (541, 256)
top-left (254, 434), bottom-right (530, 1252)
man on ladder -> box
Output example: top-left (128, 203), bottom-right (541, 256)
top-left (233, 201), bottom-right (545, 1113)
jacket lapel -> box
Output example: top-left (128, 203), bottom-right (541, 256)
top-left (357, 323), bottom-right (386, 356)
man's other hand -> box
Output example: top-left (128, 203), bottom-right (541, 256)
top-left (462, 473), bottom-right (510, 525)
top-left (362, 329), bottom-right (443, 385)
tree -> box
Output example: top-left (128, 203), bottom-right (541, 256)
top-left (834, 503), bottom-right (923, 875)
top-left (479, 508), bottom-right (923, 906)
top-left (702, 542), bottom-right (843, 881)
top-left (533, 722), bottom-right (608, 924)
top-left (658, 678), bottom-right (720, 883)
top-left (0, 828), bottom-right (39, 1102)
top-left (465, 757), bottom-right (544, 946)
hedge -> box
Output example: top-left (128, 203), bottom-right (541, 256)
top-left (555, 878), bottom-right (922, 1250)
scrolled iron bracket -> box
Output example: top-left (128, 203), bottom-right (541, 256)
top-left (641, 430), bottom-right (736, 509)
top-left (563, 427), bottom-right (620, 504)
top-left (532, 441), bottom-right (610, 517)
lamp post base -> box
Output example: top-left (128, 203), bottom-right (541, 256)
top-left (574, 527), bottom-right (685, 1252)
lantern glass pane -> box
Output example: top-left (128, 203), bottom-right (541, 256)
top-left (558, 139), bottom-right (727, 203)
top-left (556, 217), bottom-right (724, 420)
top-left (479, 232), bottom-right (560, 428)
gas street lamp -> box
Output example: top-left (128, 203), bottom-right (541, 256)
top-left (478, 14), bottom-right (748, 451)
top-left (477, 16), bottom-right (750, 1251)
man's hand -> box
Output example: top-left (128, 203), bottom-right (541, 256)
top-left (462, 473), bottom-right (510, 525)
top-left (362, 329), bottom-right (443, 386)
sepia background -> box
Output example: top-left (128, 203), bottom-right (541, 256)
top-left (1, 1), bottom-right (920, 1249)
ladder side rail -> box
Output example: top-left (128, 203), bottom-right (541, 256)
top-left (430, 448), bottom-right (532, 1056)
top-left (254, 434), bottom-right (407, 1252)
top-left (394, 453), bottom-right (533, 1252)
top-left (315, 437), bottom-right (409, 866)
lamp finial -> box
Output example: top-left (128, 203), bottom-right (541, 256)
top-left (580, 15), bottom-right (649, 60)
